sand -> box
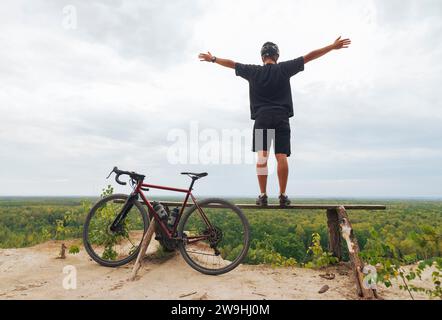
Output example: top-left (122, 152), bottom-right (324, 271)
top-left (0, 240), bottom-right (433, 300)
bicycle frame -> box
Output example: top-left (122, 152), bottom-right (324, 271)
top-left (131, 179), bottom-right (214, 244)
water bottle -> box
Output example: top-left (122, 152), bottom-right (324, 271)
top-left (167, 207), bottom-right (180, 229)
top-left (152, 202), bottom-right (168, 221)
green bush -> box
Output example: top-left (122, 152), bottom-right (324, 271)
top-left (68, 245), bottom-right (80, 254)
top-left (304, 233), bottom-right (338, 269)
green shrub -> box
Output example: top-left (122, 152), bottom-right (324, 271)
top-left (304, 233), bottom-right (338, 269)
top-left (68, 245), bottom-right (80, 254)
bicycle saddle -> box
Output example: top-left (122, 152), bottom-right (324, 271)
top-left (181, 172), bottom-right (208, 179)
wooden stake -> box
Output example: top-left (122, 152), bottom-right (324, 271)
top-left (130, 217), bottom-right (155, 281)
top-left (56, 243), bottom-right (67, 259)
top-left (336, 206), bottom-right (377, 299)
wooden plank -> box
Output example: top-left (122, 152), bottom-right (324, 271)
top-left (129, 217), bottom-right (155, 281)
top-left (113, 200), bottom-right (386, 210)
top-left (156, 201), bottom-right (386, 210)
top-left (336, 206), bottom-right (378, 299)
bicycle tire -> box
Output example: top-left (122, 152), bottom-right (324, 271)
top-left (83, 193), bottom-right (149, 267)
top-left (177, 198), bottom-right (250, 275)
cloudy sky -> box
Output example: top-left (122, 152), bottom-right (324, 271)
top-left (1, 0), bottom-right (441, 198)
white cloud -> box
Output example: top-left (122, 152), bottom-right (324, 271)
top-left (0, 0), bottom-right (441, 197)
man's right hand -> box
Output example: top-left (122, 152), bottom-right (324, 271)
top-left (332, 36), bottom-right (351, 50)
top-left (199, 51), bottom-right (214, 62)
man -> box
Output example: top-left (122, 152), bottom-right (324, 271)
top-left (199, 36), bottom-right (351, 206)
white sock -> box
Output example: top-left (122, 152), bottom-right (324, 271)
top-left (260, 193), bottom-right (267, 197)
top-left (280, 193), bottom-right (286, 197)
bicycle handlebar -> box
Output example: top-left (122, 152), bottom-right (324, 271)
top-left (107, 166), bottom-right (145, 186)
top-left (115, 170), bottom-right (127, 185)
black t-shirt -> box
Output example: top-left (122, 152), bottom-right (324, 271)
top-left (235, 56), bottom-right (304, 120)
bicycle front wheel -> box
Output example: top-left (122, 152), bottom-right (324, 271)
top-left (177, 198), bottom-right (250, 275)
top-left (83, 193), bottom-right (149, 267)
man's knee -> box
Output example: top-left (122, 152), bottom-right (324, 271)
top-left (257, 151), bottom-right (269, 167)
top-left (256, 162), bottom-right (267, 169)
top-left (256, 151), bottom-right (269, 175)
top-left (275, 153), bottom-right (288, 162)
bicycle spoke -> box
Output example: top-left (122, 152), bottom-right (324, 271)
top-left (85, 195), bottom-right (146, 266)
top-left (179, 200), bottom-right (250, 274)
top-left (124, 234), bottom-right (136, 248)
top-left (186, 250), bottom-right (217, 257)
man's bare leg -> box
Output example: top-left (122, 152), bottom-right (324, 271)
top-left (256, 150), bottom-right (269, 194)
top-left (275, 153), bottom-right (288, 195)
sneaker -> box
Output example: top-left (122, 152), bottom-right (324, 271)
top-left (256, 194), bottom-right (268, 206)
top-left (279, 194), bottom-right (291, 207)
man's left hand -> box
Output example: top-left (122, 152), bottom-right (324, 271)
top-left (199, 51), bottom-right (214, 62)
top-left (332, 37), bottom-right (351, 50)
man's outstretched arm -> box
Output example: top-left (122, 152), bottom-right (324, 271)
top-left (303, 36), bottom-right (351, 64)
top-left (199, 51), bottom-right (235, 69)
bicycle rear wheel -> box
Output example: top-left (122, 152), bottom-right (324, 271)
top-left (83, 193), bottom-right (149, 267)
top-left (177, 198), bottom-right (250, 275)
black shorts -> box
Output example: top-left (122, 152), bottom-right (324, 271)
top-left (252, 110), bottom-right (291, 156)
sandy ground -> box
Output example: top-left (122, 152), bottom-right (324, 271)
top-left (0, 240), bottom-right (433, 300)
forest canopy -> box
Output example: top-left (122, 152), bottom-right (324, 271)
top-left (1, 197), bottom-right (441, 266)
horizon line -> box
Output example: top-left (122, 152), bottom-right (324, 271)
top-left (1, 195), bottom-right (442, 200)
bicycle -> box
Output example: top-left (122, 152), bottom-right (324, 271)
top-left (83, 167), bottom-right (250, 275)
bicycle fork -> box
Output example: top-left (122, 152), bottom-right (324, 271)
top-left (110, 192), bottom-right (138, 232)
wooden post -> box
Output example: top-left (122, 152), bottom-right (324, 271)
top-left (326, 209), bottom-right (342, 260)
top-left (130, 217), bottom-right (155, 281)
top-left (336, 206), bottom-right (376, 299)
